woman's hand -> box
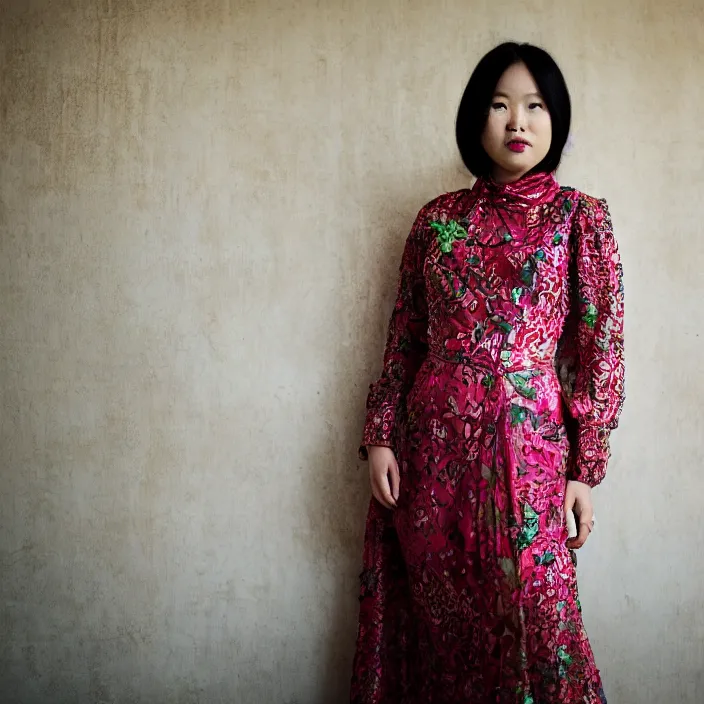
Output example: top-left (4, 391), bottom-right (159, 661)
top-left (565, 480), bottom-right (594, 550)
top-left (367, 445), bottom-right (400, 509)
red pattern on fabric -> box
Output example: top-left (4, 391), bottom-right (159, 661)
top-left (351, 172), bottom-right (623, 703)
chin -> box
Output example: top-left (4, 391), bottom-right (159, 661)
top-left (497, 160), bottom-right (538, 177)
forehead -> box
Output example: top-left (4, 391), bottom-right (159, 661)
top-left (494, 62), bottom-right (541, 95)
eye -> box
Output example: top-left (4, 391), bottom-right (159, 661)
top-left (491, 101), bottom-right (507, 111)
top-left (529, 102), bottom-right (545, 110)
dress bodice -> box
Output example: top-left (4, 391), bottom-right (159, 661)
top-left (360, 171), bottom-right (625, 488)
top-left (423, 178), bottom-right (578, 375)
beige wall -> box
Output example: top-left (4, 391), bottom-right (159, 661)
top-left (1, 1), bottom-right (702, 702)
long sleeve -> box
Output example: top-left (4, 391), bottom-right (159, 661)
top-left (358, 206), bottom-right (430, 461)
top-left (556, 196), bottom-right (625, 487)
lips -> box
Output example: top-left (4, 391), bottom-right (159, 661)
top-left (507, 139), bottom-right (530, 153)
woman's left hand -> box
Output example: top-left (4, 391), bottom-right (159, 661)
top-left (565, 480), bottom-right (594, 550)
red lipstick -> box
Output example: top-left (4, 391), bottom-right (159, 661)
top-left (507, 140), bottom-right (530, 153)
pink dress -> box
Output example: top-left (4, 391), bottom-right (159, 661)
top-left (351, 171), bottom-right (625, 704)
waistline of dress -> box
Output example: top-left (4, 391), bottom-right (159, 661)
top-left (427, 349), bottom-right (557, 376)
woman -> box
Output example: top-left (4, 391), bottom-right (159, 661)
top-left (350, 42), bottom-right (624, 704)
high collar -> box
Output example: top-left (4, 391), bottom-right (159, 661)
top-left (473, 171), bottom-right (560, 210)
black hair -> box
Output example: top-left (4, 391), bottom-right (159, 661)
top-left (456, 42), bottom-right (571, 178)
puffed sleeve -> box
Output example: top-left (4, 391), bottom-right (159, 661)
top-left (358, 206), bottom-right (430, 460)
top-left (556, 195), bottom-right (625, 486)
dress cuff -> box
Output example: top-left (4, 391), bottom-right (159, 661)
top-left (567, 425), bottom-right (611, 487)
top-left (358, 441), bottom-right (393, 462)
top-left (359, 405), bottom-right (396, 461)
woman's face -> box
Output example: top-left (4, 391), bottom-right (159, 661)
top-left (481, 61), bottom-right (552, 183)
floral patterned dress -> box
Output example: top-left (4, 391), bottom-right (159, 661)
top-left (351, 171), bottom-right (625, 704)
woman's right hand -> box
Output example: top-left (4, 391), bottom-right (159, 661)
top-left (367, 445), bottom-right (400, 509)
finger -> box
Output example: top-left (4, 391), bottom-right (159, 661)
top-left (369, 466), bottom-right (391, 509)
top-left (371, 484), bottom-right (394, 510)
top-left (381, 471), bottom-right (397, 508)
top-left (578, 506), bottom-right (594, 525)
top-left (564, 489), bottom-right (575, 514)
top-left (565, 509), bottom-right (578, 539)
top-left (388, 461), bottom-right (400, 501)
top-left (567, 521), bottom-right (591, 550)
top-left (371, 473), bottom-right (396, 509)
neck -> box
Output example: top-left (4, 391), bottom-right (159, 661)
top-left (491, 167), bottom-right (536, 184)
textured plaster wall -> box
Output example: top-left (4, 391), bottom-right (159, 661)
top-left (0, 0), bottom-right (702, 702)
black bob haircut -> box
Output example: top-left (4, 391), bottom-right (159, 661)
top-left (456, 42), bottom-right (571, 179)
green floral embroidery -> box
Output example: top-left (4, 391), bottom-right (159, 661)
top-left (520, 249), bottom-right (547, 287)
top-left (510, 404), bottom-right (528, 426)
top-left (506, 370), bottom-right (541, 400)
top-left (557, 600), bottom-right (567, 612)
top-left (520, 258), bottom-right (536, 286)
top-left (440, 269), bottom-right (466, 299)
top-left (583, 302), bottom-right (598, 328)
top-left (482, 374), bottom-right (495, 389)
top-left (511, 287), bottom-right (523, 304)
top-left (430, 219), bottom-right (468, 254)
top-left (515, 686), bottom-right (535, 704)
top-left (553, 232), bottom-right (563, 245)
top-left (534, 550), bottom-right (556, 566)
top-left (517, 503), bottom-right (540, 550)
top-left (557, 645), bottom-right (574, 679)
top-left (510, 404), bottom-right (541, 430)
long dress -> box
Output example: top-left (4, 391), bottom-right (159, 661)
top-left (350, 171), bottom-right (625, 704)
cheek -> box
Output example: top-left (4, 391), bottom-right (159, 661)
top-left (537, 115), bottom-right (553, 149)
top-left (482, 117), bottom-right (503, 150)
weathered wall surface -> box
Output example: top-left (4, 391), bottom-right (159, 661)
top-left (1, 1), bottom-right (702, 702)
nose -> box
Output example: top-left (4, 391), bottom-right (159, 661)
top-left (506, 105), bottom-right (526, 133)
